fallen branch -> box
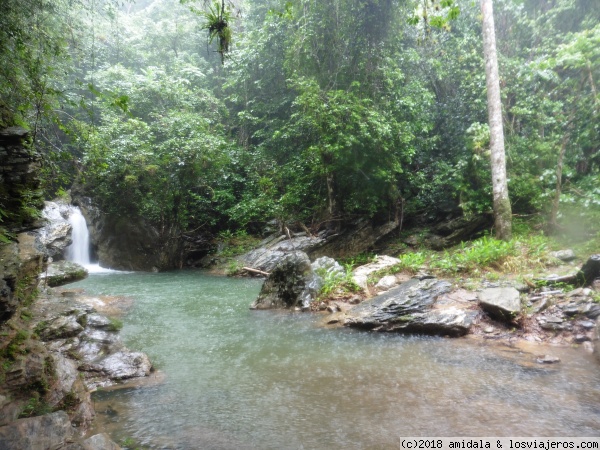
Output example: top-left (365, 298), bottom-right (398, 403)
top-left (242, 267), bottom-right (270, 276)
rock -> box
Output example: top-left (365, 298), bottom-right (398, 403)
top-left (536, 355), bottom-right (560, 364)
top-left (579, 320), bottom-right (596, 329)
top-left (375, 275), bottom-right (398, 291)
top-left (574, 334), bottom-right (589, 343)
top-left (583, 304), bottom-right (600, 320)
top-left (41, 261), bottom-right (88, 287)
top-left (96, 351), bottom-right (152, 380)
top-left (424, 214), bottom-right (493, 250)
top-left (311, 256), bottom-right (345, 280)
top-left (250, 251), bottom-right (319, 310)
top-left (310, 218), bottom-right (399, 260)
top-left (530, 296), bottom-right (553, 314)
top-left (576, 254), bottom-right (600, 286)
top-left (240, 236), bottom-right (327, 273)
top-left (477, 287), bottom-right (521, 322)
top-left (39, 315), bottom-right (84, 340)
top-left (583, 341), bottom-right (594, 353)
top-left (80, 433), bottom-right (122, 450)
top-left (484, 326), bottom-right (495, 333)
top-left (0, 411), bottom-right (72, 450)
top-left (38, 201), bottom-right (73, 259)
top-left (551, 249), bottom-right (576, 262)
top-left (0, 232), bottom-right (46, 323)
top-left (351, 255), bottom-right (401, 291)
top-left (344, 278), bottom-right (474, 336)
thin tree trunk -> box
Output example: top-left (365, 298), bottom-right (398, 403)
top-left (480, 0), bottom-right (512, 240)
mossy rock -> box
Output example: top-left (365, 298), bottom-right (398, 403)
top-left (42, 262), bottom-right (87, 287)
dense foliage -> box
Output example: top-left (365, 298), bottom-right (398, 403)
top-left (1, 0), bottom-right (598, 248)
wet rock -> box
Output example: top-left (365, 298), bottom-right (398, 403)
top-left (80, 433), bottom-right (122, 450)
top-left (38, 201), bottom-right (72, 259)
top-left (41, 260), bottom-right (88, 287)
top-left (536, 355), bottom-right (560, 364)
top-left (39, 314), bottom-right (84, 340)
top-left (477, 287), bottom-right (521, 322)
top-left (0, 411), bottom-right (71, 450)
top-left (551, 249), bottom-right (576, 262)
top-left (86, 314), bottom-right (112, 329)
top-left (351, 255), bottom-right (400, 291)
top-left (251, 251), bottom-right (319, 310)
top-left (375, 275), bottom-right (398, 292)
top-left (344, 278), bottom-right (474, 336)
top-left (97, 351), bottom-right (152, 380)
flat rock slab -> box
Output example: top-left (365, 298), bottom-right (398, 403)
top-left (478, 287), bottom-right (521, 322)
top-left (344, 278), bottom-right (475, 336)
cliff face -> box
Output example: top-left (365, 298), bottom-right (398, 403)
top-left (0, 128), bottom-right (46, 323)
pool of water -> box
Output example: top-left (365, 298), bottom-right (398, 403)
top-left (69, 271), bottom-right (600, 449)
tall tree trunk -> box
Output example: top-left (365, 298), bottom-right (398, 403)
top-left (549, 134), bottom-right (569, 230)
top-left (480, 0), bottom-right (512, 240)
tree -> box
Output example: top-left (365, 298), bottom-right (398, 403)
top-left (480, 0), bottom-right (512, 240)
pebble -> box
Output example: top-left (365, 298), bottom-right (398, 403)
top-left (483, 326), bottom-right (495, 334)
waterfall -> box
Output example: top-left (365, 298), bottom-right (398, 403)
top-left (66, 207), bottom-right (91, 265)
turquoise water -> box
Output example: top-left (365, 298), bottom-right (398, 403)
top-left (69, 271), bottom-right (600, 449)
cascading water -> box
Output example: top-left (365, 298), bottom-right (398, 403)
top-left (65, 207), bottom-right (117, 273)
top-left (66, 207), bottom-right (91, 265)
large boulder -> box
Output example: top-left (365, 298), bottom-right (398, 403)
top-left (477, 287), bottom-right (521, 322)
top-left (251, 251), bottom-right (320, 310)
top-left (38, 201), bottom-right (72, 259)
top-left (344, 278), bottom-right (475, 336)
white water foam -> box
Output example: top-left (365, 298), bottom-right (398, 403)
top-left (65, 207), bottom-right (122, 274)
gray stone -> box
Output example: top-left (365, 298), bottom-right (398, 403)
top-left (344, 278), bottom-right (474, 336)
top-left (351, 255), bottom-right (401, 291)
top-left (81, 433), bottom-right (122, 450)
top-left (39, 315), bottom-right (84, 340)
top-left (311, 256), bottom-right (345, 280)
top-left (38, 201), bottom-right (73, 259)
top-left (375, 275), bottom-right (398, 291)
top-left (551, 249), bottom-right (576, 262)
top-left (97, 350), bottom-right (152, 380)
top-left (0, 411), bottom-right (71, 450)
top-left (477, 287), bottom-right (521, 322)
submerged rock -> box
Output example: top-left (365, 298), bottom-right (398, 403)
top-left (344, 278), bottom-right (474, 336)
top-left (477, 287), bottom-right (521, 322)
top-left (251, 251), bottom-right (319, 310)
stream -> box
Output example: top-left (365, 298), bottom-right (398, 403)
top-left (68, 270), bottom-right (600, 449)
